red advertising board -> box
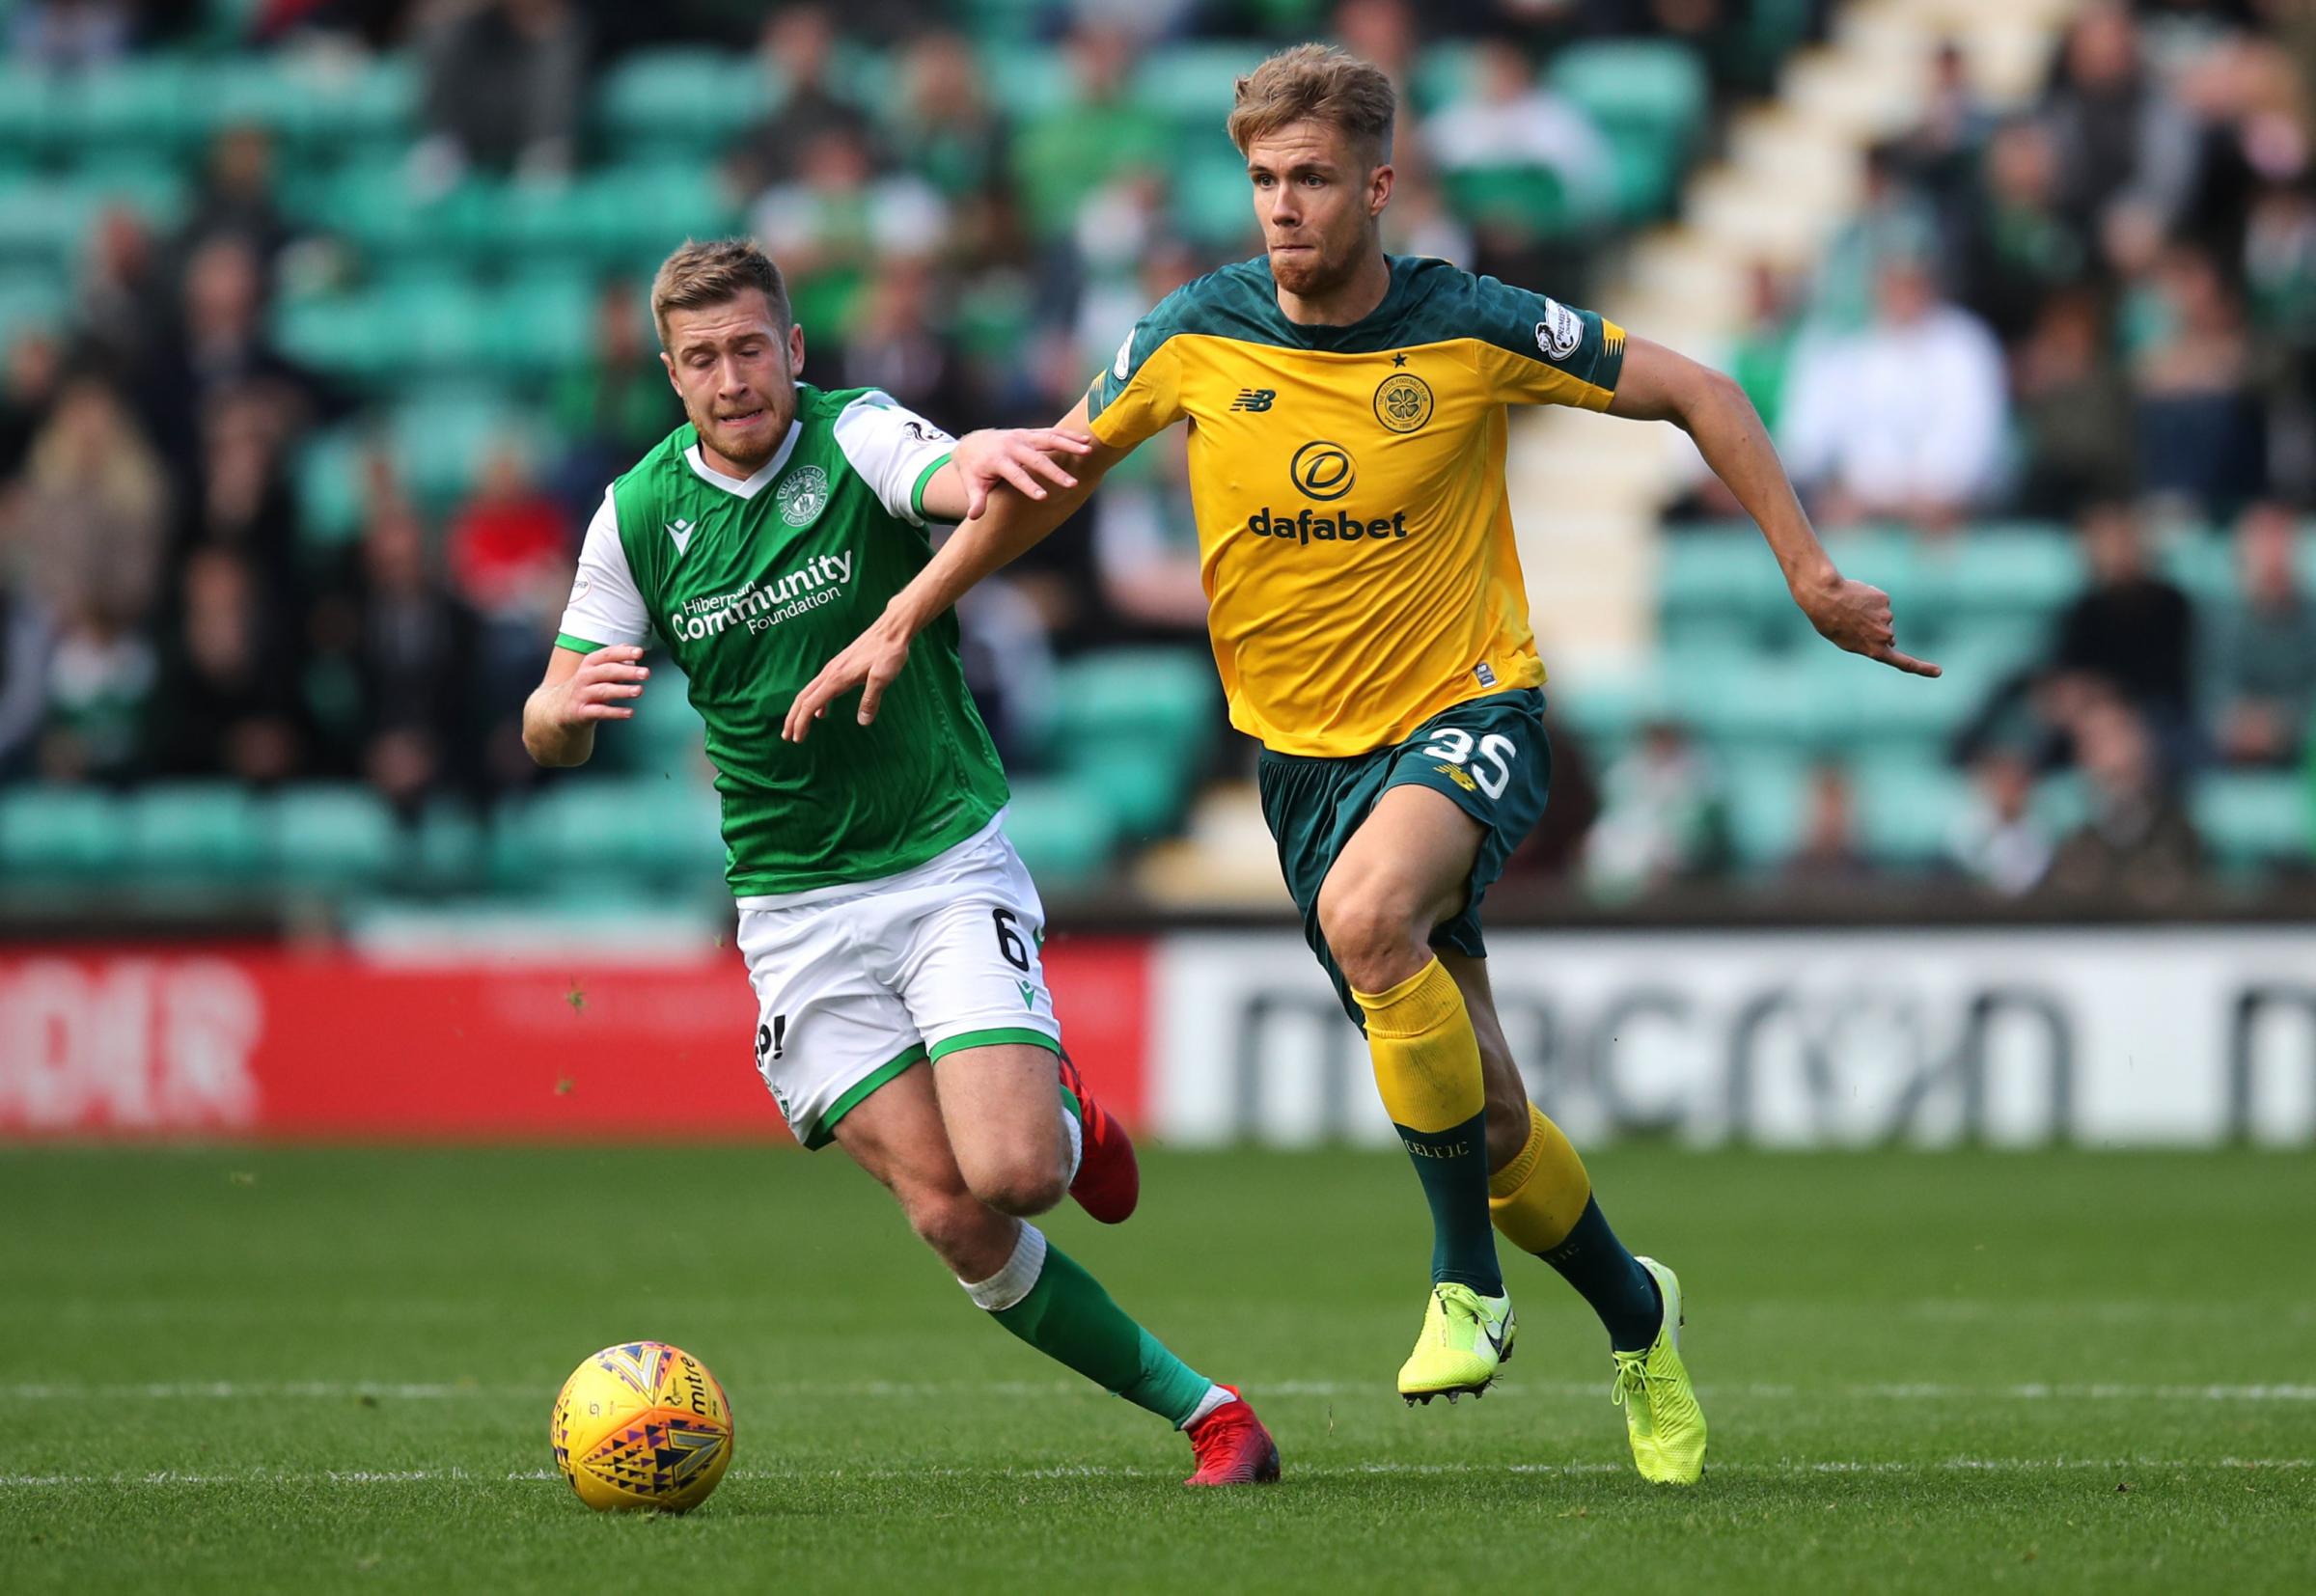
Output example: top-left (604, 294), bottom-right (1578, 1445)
top-left (0, 938), bottom-right (1151, 1141)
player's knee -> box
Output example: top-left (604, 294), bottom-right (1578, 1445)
top-left (966, 1156), bottom-right (1067, 1219)
top-left (896, 1184), bottom-right (1004, 1273)
top-left (1318, 881), bottom-right (1428, 994)
top-left (1483, 1082), bottom-right (1531, 1169)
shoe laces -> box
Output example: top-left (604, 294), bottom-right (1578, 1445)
top-left (1610, 1350), bottom-right (1655, 1411)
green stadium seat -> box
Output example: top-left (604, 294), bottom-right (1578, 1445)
top-left (1137, 43), bottom-right (1266, 125)
top-left (0, 269), bottom-right (67, 345)
top-left (512, 779), bottom-right (727, 888)
top-left (123, 784), bottom-right (266, 881)
top-left (975, 45), bottom-right (1071, 120)
top-left (1443, 166), bottom-right (1575, 234)
top-left (270, 784), bottom-right (401, 889)
top-left (1002, 776), bottom-right (1121, 894)
top-left (408, 801), bottom-right (486, 890)
top-left (1721, 752), bottom-right (1806, 869)
top-left (597, 49), bottom-right (769, 151)
top-left (1172, 147), bottom-right (1261, 249)
top-left (0, 786), bottom-right (127, 878)
top-left (2194, 772), bottom-right (2312, 871)
top-left (1547, 41), bottom-right (1708, 217)
top-left (1856, 757), bottom-right (1969, 866)
top-left (1046, 647), bottom-right (1218, 761)
top-left (68, 58), bottom-right (201, 156)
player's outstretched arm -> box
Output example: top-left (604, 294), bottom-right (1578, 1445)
top-left (783, 398), bottom-right (1126, 741)
top-left (1609, 337), bottom-right (1941, 678)
top-left (523, 644), bottom-right (649, 767)
top-left (920, 427), bottom-right (1095, 524)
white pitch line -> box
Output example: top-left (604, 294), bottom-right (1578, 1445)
top-left (9, 1379), bottom-right (2315, 1403)
top-left (0, 1458), bottom-right (2307, 1491)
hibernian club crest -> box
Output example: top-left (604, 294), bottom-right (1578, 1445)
top-left (776, 465), bottom-right (829, 528)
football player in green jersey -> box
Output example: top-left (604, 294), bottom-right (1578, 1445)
top-left (522, 240), bottom-right (1279, 1486)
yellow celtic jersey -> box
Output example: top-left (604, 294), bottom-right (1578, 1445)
top-left (1085, 254), bottom-right (1624, 757)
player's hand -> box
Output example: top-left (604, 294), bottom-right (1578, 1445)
top-left (551, 645), bottom-right (650, 724)
top-left (1792, 572), bottom-right (1941, 677)
top-left (784, 611), bottom-right (912, 741)
top-left (947, 427), bottom-right (1092, 521)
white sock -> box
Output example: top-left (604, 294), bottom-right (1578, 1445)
top-left (958, 1222), bottom-right (1047, 1312)
top-left (1179, 1383), bottom-right (1234, 1429)
top-left (1062, 1104), bottom-right (1083, 1185)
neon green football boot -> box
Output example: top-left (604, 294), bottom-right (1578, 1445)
top-left (1397, 1283), bottom-right (1514, 1404)
top-left (1611, 1256), bottom-right (1707, 1483)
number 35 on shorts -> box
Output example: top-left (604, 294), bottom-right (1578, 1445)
top-left (1420, 726), bottom-right (1518, 800)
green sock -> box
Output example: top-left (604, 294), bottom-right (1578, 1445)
top-left (971, 1225), bottom-right (1214, 1427)
top-left (1395, 1108), bottom-right (1503, 1295)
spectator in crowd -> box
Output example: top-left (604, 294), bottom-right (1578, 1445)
top-left (2246, 176), bottom-right (2316, 493)
top-left (2044, 688), bottom-right (2203, 901)
top-left (446, 437), bottom-right (567, 645)
top-left (175, 383), bottom-right (299, 585)
top-left (1946, 747), bottom-right (2054, 895)
top-left (1011, 23), bottom-right (1172, 241)
top-left (2011, 286), bottom-right (2137, 514)
top-left (889, 30), bottom-right (1011, 213)
top-left (148, 234), bottom-right (329, 476)
top-left (37, 593), bottom-right (152, 783)
top-left (0, 328), bottom-right (61, 482)
top-left (2040, 3), bottom-right (2200, 268)
top-left (328, 506), bottom-right (485, 813)
top-left (2128, 244), bottom-right (2266, 513)
top-left (751, 123), bottom-right (948, 344)
top-left (0, 571), bottom-right (54, 780)
top-left (1582, 719), bottom-right (1731, 895)
top-left (1779, 255), bottom-right (2008, 532)
top-left (1331, 0), bottom-right (1418, 96)
top-left (1422, 38), bottom-right (1613, 220)
top-left (176, 124), bottom-right (295, 280)
top-left (144, 547), bottom-right (304, 784)
top-left (552, 279), bottom-right (680, 501)
top-left (1783, 763), bottom-right (1875, 886)
top-left (1090, 427), bottom-right (1206, 647)
top-left (409, 0), bottom-right (587, 198)
top-left (1898, 41), bottom-right (1997, 216)
top-left (838, 258), bottom-right (976, 426)
top-left (2047, 501), bottom-right (2197, 764)
top-left (1380, 154), bottom-right (1476, 268)
top-left (727, 4), bottom-right (872, 202)
top-left (1811, 142), bottom-right (1943, 333)
top-left (3, 376), bottom-right (168, 627)
top-left (8, 0), bottom-right (132, 69)
top-left (2208, 500), bottom-right (2316, 765)
top-left (1955, 118), bottom-right (2090, 345)
top-left (74, 205), bottom-right (171, 386)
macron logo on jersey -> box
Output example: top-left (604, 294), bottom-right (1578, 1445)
top-left (666, 517), bottom-right (696, 557)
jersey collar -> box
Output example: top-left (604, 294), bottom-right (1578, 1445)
top-left (683, 415), bottom-right (802, 501)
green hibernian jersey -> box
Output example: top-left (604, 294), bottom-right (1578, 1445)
top-left (554, 384), bottom-right (1009, 898)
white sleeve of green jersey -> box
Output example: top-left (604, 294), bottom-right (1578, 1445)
top-left (555, 488), bottom-right (650, 650)
top-left (830, 391), bottom-right (957, 528)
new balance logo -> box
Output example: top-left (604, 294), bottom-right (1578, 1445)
top-left (1229, 389), bottom-right (1277, 412)
top-left (666, 517), bottom-right (696, 556)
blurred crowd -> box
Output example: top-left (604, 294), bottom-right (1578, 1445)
top-left (0, 0), bottom-right (1709, 817)
top-left (1704, 0), bottom-right (2316, 531)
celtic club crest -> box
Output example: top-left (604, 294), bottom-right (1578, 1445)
top-left (1373, 371), bottom-right (1434, 433)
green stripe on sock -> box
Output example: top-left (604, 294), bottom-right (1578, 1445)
top-left (990, 1242), bottom-right (1210, 1426)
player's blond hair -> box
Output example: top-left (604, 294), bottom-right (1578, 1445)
top-left (1226, 43), bottom-right (1395, 165)
top-left (649, 238), bottom-right (792, 346)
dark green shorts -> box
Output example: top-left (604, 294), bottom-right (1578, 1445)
top-left (1256, 688), bottom-right (1551, 1022)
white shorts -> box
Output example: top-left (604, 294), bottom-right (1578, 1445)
top-left (736, 812), bottom-right (1062, 1148)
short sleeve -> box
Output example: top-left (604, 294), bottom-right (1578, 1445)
top-left (1472, 276), bottom-right (1626, 409)
top-left (830, 391), bottom-right (957, 527)
top-left (1084, 311), bottom-right (1187, 451)
top-left (555, 489), bottom-right (650, 651)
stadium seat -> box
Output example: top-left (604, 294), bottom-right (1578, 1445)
top-left (1046, 647), bottom-right (1217, 763)
top-left (597, 49), bottom-right (768, 153)
top-left (123, 784), bottom-right (266, 881)
top-left (0, 786), bottom-right (127, 879)
top-left (1003, 775), bottom-right (1122, 893)
top-left (510, 779), bottom-right (727, 889)
top-left (270, 784), bottom-right (401, 889)
top-left (2194, 771), bottom-right (2312, 872)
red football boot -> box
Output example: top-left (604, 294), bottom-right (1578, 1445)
top-left (1059, 1050), bottom-right (1139, 1225)
top-left (1182, 1387), bottom-right (1281, 1487)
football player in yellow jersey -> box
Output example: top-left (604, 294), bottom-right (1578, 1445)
top-left (787, 43), bottom-right (1938, 1484)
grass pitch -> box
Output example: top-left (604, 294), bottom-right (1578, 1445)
top-left (2, 1142), bottom-right (2310, 1594)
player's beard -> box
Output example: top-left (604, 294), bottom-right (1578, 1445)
top-left (697, 380), bottom-right (794, 473)
top-left (1269, 226), bottom-right (1369, 307)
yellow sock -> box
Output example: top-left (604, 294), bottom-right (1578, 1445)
top-left (1353, 957), bottom-right (1501, 1292)
top-left (1352, 957), bottom-right (1484, 1133)
top-left (1488, 1103), bottom-right (1593, 1253)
